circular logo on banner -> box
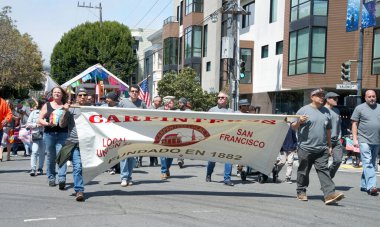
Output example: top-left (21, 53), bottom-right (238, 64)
top-left (154, 124), bottom-right (210, 147)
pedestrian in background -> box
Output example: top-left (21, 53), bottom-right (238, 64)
top-left (149, 95), bottom-right (162, 166)
top-left (118, 85), bottom-right (147, 187)
top-left (276, 124), bottom-right (297, 183)
top-left (324, 92), bottom-right (343, 179)
top-left (292, 88), bottom-right (344, 205)
top-left (206, 91), bottom-right (234, 186)
top-left (351, 90), bottom-right (380, 196)
top-left (26, 99), bottom-right (46, 176)
top-left (176, 97), bottom-right (191, 168)
top-left (0, 97), bottom-right (13, 161)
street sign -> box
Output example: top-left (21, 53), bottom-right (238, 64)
top-left (336, 83), bottom-right (358, 90)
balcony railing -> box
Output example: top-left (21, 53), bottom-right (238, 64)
top-left (163, 16), bottom-right (178, 26)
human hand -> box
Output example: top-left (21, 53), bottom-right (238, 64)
top-left (1, 119), bottom-right (7, 127)
top-left (299, 115), bottom-right (308, 124)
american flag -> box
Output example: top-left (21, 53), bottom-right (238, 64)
top-left (138, 78), bottom-right (151, 107)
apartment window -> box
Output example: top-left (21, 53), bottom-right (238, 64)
top-left (163, 37), bottom-right (178, 66)
top-left (184, 26), bottom-right (202, 60)
top-left (270, 0), bottom-right (278, 23)
top-left (313, 0), bottom-right (328, 16)
top-left (291, 0), bottom-right (311, 22)
top-left (185, 0), bottom-right (203, 15)
top-left (179, 37), bottom-right (183, 65)
top-left (288, 27), bottom-right (326, 75)
top-left (180, 1), bottom-right (183, 25)
top-left (373, 28), bottom-right (380, 74)
top-left (206, 61), bottom-right (211, 71)
top-left (242, 2), bottom-right (255, 28)
top-left (376, 1), bottom-right (380, 18)
top-left (203, 25), bottom-right (208, 57)
top-left (261, 45), bottom-right (269, 58)
top-left (276, 41), bottom-right (283, 55)
top-left (311, 27), bottom-right (326, 73)
top-left (240, 48), bottom-right (253, 84)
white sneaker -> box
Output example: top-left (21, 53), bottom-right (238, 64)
top-left (121, 179), bottom-right (128, 187)
top-left (127, 181), bottom-right (133, 186)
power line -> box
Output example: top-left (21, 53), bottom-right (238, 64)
top-left (133, 0), bottom-right (160, 28)
top-left (144, 0), bottom-right (172, 30)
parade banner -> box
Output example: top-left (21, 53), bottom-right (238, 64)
top-left (75, 106), bottom-right (291, 184)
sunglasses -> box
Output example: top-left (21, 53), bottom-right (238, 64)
top-left (218, 97), bottom-right (227, 99)
top-left (77, 94), bottom-right (87, 97)
top-left (130, 90), bottom-right (139, 93)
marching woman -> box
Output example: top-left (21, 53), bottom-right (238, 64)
top-left (38, 87), bottom-right (68, 189)
top-left (27, 100), bottom-right (46, 176)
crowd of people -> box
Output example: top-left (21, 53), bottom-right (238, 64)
top-left (0, 87), bottom-right (379, 205)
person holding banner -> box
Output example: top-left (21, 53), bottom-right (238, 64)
top-left (160, 96), bottom-right (175, 180)
top-left (148, 96), bottom-right (162, 167)
top-left (292, 88), bottom-right (344, 205)
top-left (57, 87), bottom-right (87, 201)
top-left (118, 85), bottom-right (147, 187)
top-left (206, 91), bottom-right (234, 186)
top-left (38, 86), bottom-right (68, 189)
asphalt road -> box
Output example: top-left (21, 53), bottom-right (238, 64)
top-left (0, 153), bottom-right (379, 227)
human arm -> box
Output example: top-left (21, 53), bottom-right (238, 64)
top-left (351, 121), bottom-right (359, 148)
top-left (327, 129), bottom-right (332, 155)
top-left (1, 103), bottom-right (13, 127)
top-left (59, 103), bottom-right (71, 128)
top-left (291, 115), bottom-right (308, 130)
top-left (38, 103), bottom-right (54, 127)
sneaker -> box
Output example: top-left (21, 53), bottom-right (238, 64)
top-left (127, 181), bottom-right (133, 186)
top-left (10, 154), bottom-right (17, 157)
top-left (109, 168), bottom-right (116, 175)
top-left (178, 161), bottom-right (184, 168)
top-left (325, 191), bottom-right (345, 205)
top-left (30, 170), bottom-right (36, 177)
top-left (297, 192), bottom-right (308, 201)
top-left (224, 180), bottom-right (234, 186)
top-left (76, 192), bottom-right (84, 202)
top-left (237, 171), bottom-right (241, 177)
top-left (283, 178), bottom-right (292, 184)
top-left (121, 179), bottom-right (128, 187)
top-left (160, 173), bottom-right (167, 180)
top-left (367, 187), bottom-right (378, 196)
top-left (206, 175), bottom-right (211, 182)
top-left (37, 169), bottom-right (43, 175)
top-left (58, 181), bottom-right (66, 190)
top-left (48, 181), bottom-right (56, 187)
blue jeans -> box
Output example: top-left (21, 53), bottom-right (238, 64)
top-left (44, 132), bottom-right (68, 183)
top-left (206, 161), bottom-right (233, 182)
top-left (160, 157), bottom-right (173, 173)
top-left (120, 157), bottom-right (136, 181)
top-left (30, 139), bottom-right (45, 171)
top-left (360, 143), bottom-right (379, 190)
top-left (70, 146), bottom-right (84, 192)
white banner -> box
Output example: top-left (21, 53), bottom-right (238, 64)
top-left (76, 106), bottom-right (291, 184)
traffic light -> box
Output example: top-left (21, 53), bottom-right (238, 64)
top-left (341, 61), bottom-right (351, 81)
top-left (240, 61), bottom-right (246, 79)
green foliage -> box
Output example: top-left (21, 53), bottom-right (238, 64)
top-left (50, 21), bottom-right (137, 85)
top-left (157, 67), bottom-right (217, 111)
top-left (0, 6), bottom-right (44, 98)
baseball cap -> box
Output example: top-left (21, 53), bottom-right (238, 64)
top-left (310, 88), bottom-right (325, 96)
top-left (325, 92), bottom-right (340, 99)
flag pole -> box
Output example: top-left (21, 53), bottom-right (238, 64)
top-left (137, 75), bottom-right (152, 86)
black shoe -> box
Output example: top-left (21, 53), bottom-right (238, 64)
top-left (37, 169), bottom-right (43, 175)
top-left (48, 181), bottom-right (56, 187)
top-left (149, 163), bottom-right (154, 166)
top-left (224, 181), bottom-right (234, 186)
top-left (206, 175), bottom-right (211, 182)
top-left (178, 161), bottom-right (184, 168)
top-left (58, 181), bottom-right (66, 190)
top-left (30, 170), bottom-right (36, 177)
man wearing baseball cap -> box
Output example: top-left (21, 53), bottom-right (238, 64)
top-left (324, 92), bottom-right (343, 179)
top-left (291, 88), bottom-right (344, 205)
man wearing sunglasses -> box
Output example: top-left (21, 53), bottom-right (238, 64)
top-left (118, 85), bottom-right (147, 187)
top-left (324, 92), bottom-right (342, 179)
top-left (206, 91), bottom-right (235, 186)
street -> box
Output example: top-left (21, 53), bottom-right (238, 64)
top-left (0, 154), bottom-right (379, 227)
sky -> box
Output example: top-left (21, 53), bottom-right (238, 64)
top-left (1, 0), bottom-right (173, 66)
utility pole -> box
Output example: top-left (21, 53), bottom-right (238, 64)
top-left (224, 0), bottom-right (249, 111)
top-left (77, 2), bottom-right (103, 25)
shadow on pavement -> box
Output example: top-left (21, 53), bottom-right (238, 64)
top-left (84, 189), bottom-right (295, 199)
top-left (335, 186), bottom-right (353, 191)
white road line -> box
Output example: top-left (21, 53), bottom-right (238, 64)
top-left (24, 217), bottom-right (57, 222)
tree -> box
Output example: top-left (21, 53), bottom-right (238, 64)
top-left (0, 6), bottom-right (44, 98)
top-left (50, 21), bottom-right (137, 85)
top-left (157, 67), bottom-right (217, 111)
